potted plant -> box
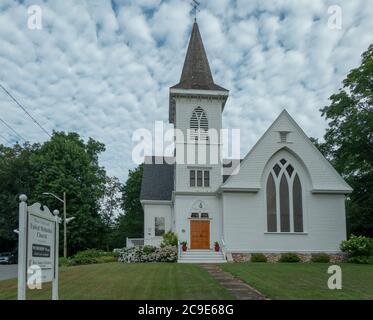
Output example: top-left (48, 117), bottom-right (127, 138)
top-left (181, 241), bottom-right (187, 252)
top-left (214, 241), bottom-right (220, 252)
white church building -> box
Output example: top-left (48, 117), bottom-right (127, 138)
top-left (139, 22), bottom-right (352, 263)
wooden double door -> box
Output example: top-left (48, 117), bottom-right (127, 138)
top-left (190, 220), bottom-right (210, 249)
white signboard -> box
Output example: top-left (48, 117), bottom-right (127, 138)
top-left (27, 213), bottom-right (56, 283)
top-left (17, 195), bottom-right (60, 300)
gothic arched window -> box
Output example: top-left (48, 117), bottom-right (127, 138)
top-left (266, 158), bottom-right (304, 232)
top-left (190, 107), bottom-right (208, 141)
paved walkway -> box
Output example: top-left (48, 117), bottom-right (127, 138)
top-left (0, 264), bottom-right (18, 281)
top-left (201, 264), bottom-right (267, 300)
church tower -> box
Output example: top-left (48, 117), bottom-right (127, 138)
top-left (169, 22), bottom-right (229, 193)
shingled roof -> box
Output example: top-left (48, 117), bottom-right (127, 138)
top-left (171, 22), bottom-right (227, 91)
top-left (140, 157), bottom-right (175, 201)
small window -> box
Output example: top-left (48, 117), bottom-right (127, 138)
top-left (286, 164), bottom-right (294, 177)
top-left (273, 164), bottom-right (281, 176)
top-left (191, 212), bottom-right (199, 218)
top-left (197, 170), bottom-right (203, 187)
top-left (155, 217), bottom-right (165, 236)
top-left (204, 171), bottom-right (210, 187)
top-left (190, 169), bottom-right (210, 187)
top-left (201, 212), bottom-right (209, 218)
top-left (190, 170), bottom-right (196, 187)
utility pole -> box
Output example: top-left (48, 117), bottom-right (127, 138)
top-left (63, 192), bottom-right (67, 258)
top-left (43, 192), bottom-right (74, 258)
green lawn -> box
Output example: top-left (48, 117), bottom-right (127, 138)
top-left (0, 263), bottom-right (234, 300)
top-left (221, 262), bottom-right (373, 300)
top-left (2, 262), bottom-right (372, 300)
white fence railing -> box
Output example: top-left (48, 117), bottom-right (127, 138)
top-left (126, 237), bottom-right (144, 248)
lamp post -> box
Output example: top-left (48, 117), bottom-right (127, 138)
top-left (42, 192), bottom-right (74, 258)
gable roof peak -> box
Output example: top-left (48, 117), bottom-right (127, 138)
top-left (171, 22), bottom-right (227, 91)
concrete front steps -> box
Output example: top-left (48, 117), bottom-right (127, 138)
top-left (178, 250), bottom-right (226, 263)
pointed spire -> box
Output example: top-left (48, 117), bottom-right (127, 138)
top-left (172, 22), bottom-right (227, 91)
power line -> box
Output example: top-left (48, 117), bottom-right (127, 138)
top-left (0, 83), bottom-right (52, 138)
top-left (0, 133), bottom-right (12, 144)
top-left (0, 117), bottom-right (26, 142)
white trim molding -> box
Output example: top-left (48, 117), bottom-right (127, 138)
top-left (311, 189), bottom-right (352, 194)
top-left (227, 249), bottom-right (343, 253)
top-left (219, 187), bottom-right (260, 193)
top-left (264, 232), bottom-right (308, 235)
top-left (141, 200), bottom-right (172, 205)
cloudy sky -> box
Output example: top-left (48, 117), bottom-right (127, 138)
top-left (0, 0), bottom-right (372, 181)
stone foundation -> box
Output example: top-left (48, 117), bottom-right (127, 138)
top-left (231, 252), bottom-right (347, 263)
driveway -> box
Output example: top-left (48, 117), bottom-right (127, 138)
top-left (0, 264), bottom-right (18, 281)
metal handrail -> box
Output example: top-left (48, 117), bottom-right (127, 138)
top-left (221, 238), bottom-right (226, 261)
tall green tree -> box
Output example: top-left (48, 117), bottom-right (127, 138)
top-left (114, 164), bottom-right (144, 247)
top-left (0, 132), bottom-right (114, 254)
top-left (30, 132), bottom-right (108, 254)
top-left (317, 44), bottom-right (373, 236)
top-left (0, 143), bottom-right (39, 251)
top-left (100, 176), bottom-right (123, 250)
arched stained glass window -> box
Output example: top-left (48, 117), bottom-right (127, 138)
top-left (266, 158), bottom-right (304, 233)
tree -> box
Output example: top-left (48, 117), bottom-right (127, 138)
top-left (0, 143), bottom-right (39, 251)
top-left (114, 164), bottom-right (144, 247)
top-left (29, 132), bottom-right (108, 254)
top-left (0, 132), bottom-right (127, 254)
top-left (318, 44), bottom-right (373, 236)
top-left (100, 176), bottom-right (123, 250)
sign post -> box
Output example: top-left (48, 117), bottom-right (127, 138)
top-left (52, 209), bottom-right (59, 300)
top-left (17, 195), bottom-right (28, 300)
top-left (17, 194), bottom-right (60, 300)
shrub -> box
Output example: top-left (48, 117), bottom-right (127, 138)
top-left (68, 249), bottom-right (116, 266)
top-left (348, 256), bottom-right (369, 264)
top-left (142, 245), bottom-right (157, 255)
top-left (118, 245), bottom-right (177, 263)
top-left (340, 235), bottom-right (373, 259)
top-left (59, 257), bottom-right (69, 267)
top-left (251, 253), bottom-right (267, 262)
top-left (99, 255), bottom-right (117, 263)
top-left (161, 231), bottom-right (178, 247)
top-left (279, 253), bottom-right (300, 263)
top-left (311, 253), bottom-right (330, 263)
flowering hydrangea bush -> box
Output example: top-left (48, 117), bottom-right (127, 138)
top-left (118, 245), bottom-right (177, 263)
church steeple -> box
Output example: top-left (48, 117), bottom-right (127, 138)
top-left (171, 22), bottom-right (227, 91)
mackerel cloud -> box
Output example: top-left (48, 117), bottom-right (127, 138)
top-left (0, 0), bottom-right (372, 180)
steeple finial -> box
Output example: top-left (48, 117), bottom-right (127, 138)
top-left (191, 0), bottom-right (200, 22)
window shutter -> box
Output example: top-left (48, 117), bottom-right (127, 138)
top-left (190, 107), bottom-right (209, 141)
